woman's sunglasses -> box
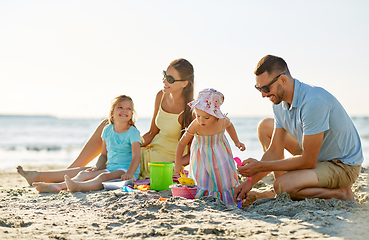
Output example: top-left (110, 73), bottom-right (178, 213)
top-left (255, 72), bottom-right (285, 93)
top-left (163, 70), bottom-right (189, 84)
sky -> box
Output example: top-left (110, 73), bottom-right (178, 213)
top-left (1, 0), bottom-right (368, 119)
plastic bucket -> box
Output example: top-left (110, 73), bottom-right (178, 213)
top-left (170, 185), bottom-right (199, 199)
top-left (148, 162), bottom-right (174, 191)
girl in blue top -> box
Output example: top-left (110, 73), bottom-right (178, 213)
top-left (33, 95), bottom-right (141, 192)
top-left (64, 95), bottom-right (141, 192)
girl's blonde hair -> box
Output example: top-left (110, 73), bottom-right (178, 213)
top-left (109, 95), bottom-right (137, 128)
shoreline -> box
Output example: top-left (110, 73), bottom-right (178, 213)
top-left (1, 166), bottom-right (368, 239)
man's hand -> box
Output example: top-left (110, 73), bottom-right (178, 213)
top-left (237, 158), bottom-right (262, 177)
top-left (234, 179), bottom-right (253, 201)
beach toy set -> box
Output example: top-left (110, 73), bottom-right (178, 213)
top-left (169, 166), bottom-right (197, 199)
top-left (102, 161), bottom-right (199, 200)
top-left (148, 162), bottom-right (199, 199)
top-left (170, 166), bottom-right (198, 199)
top-left (101, 159), bottom-right (251, 207)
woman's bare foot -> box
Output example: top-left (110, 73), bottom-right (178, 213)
top-left (16, 166), bottom-right (39, 186)
top-left (32, 182), bottom-right (64, 193)
top-left (65, 175), bottom-right (81, 192)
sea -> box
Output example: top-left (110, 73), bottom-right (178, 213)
top-left (0, 115), bottom-right (368, 172)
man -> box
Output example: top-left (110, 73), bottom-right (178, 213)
top-left (235, 55), bottom-right (363, 202)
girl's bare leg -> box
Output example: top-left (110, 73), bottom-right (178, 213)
top-left (32, 170), bottom-right (106, 193)
top-left (65, 170), bottom-right (124, 192)
top-left (32, 181), bottom-right (67, 193)
top-left (68, 119), bottom-right (108, 168)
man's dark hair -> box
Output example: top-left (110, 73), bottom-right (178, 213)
top-left (254, 55), bottom-right (289, 76)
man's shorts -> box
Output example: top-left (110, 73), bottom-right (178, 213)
top-left (313, 160), bottom-right (361, 189)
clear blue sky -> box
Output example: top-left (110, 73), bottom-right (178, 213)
top-left (1, 0), bottom-right (368, 119)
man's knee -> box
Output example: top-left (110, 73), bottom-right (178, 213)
top-left (257, 118), bottom-right (274, 151)
top-left (273, 175), bottom-right (297, 196)
top-left (274, 178), bottom-right (286, 194)
top-left (257, 118), bottom-right (274, 137)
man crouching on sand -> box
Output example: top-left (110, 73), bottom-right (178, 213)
top-left (235, 55), bottom-right (363, 203)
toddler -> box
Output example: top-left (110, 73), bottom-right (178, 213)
top-left (174, 88), bottom-right (245, 205)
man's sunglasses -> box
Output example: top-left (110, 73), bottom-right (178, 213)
top-left (255, 72), bottom-right (285, 93)
top-left (163, 70), bottom-right (189, 84)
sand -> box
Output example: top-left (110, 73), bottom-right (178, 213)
top-left (1, 166), bottom-right (369, 239)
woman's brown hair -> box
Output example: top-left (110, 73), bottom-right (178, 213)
top-left (169, 58), bottom-right (194, 136)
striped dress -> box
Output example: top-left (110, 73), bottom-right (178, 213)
top-left (188, 130), bottom-right (239, 205)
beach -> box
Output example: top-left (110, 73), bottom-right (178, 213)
top-left (1, 165), bottom-right (368, 239)
top-left (1, 116), bottom-right (368, 239)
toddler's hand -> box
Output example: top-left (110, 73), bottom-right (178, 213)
top-left (121, 173), bottom-right (133, 181)
top-left (236, 142), bottom-right (246, 151)
top-left (174, 164), bottom-right (182, 174)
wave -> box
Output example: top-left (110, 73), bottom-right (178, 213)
top-left (0, 144), bottom-right (82, 152)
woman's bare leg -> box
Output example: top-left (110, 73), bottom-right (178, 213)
top-left (16, 120), bottom-right (108, 185)
top-left (17, 166), bottom-right (88, 186)
top-left (68, 119), bottom-right (108, 168)
top-left (65, 170), bottom-right (124, 192)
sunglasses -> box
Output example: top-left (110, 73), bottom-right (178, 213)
top-left (163, 70), bottom-right (189, 84)
top-left (255, 72), bottom-right (285, 93)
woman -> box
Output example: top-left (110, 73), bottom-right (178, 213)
top-left (139, 58), bottom-right (194, 179)
top-left (17, 58), bottom-right (194, 187)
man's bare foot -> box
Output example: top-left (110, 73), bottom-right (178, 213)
top-left (242, 189), bottom-right (276, 208)
top-left (16, 166), bottom-right (38, 186)
top-left (341, 185), bottom-right (355, 202)
top-left (32, 182), bottom-right (63, 193)
top-left (65, 175), bottom-right (81, 192)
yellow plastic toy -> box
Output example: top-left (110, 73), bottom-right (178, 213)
top-left (137, 185), bottom-right (150, 191)
top-left (178, 167), bottom-right (195, 186)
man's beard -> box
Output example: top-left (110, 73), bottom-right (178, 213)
top-left (269, 84), bottom-right (284, 105)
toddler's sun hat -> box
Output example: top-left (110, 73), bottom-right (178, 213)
top-left (188, 88), bottom-right (225, 119)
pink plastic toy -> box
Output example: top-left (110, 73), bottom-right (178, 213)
top-left (233, 157), bottom-right (243, 166)
top-left (234, 157), bottom-right (252, 181)
top-left (170, 185), bottom-right (199, 199)
top-left (234, 157), bottom-right (252, 209)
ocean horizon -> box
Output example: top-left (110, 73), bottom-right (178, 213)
top-left (0, 115), bottom-right (368, 172)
